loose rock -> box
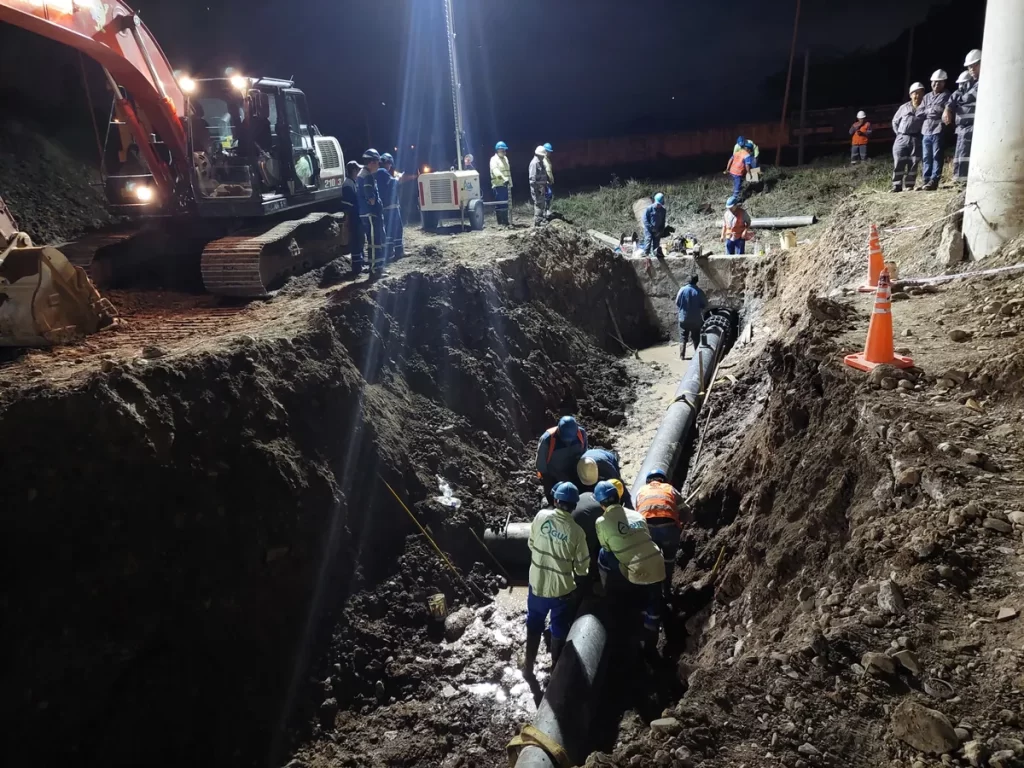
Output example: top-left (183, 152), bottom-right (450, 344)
top-left (890, 700), bottom-right (959, 755)
top-left (878, 580), bottom-right (907, 615)
top-left (948, 329), bottom-right (972, 343)
top-left (444, 607), bottom-right (475, 642)
top-left (862, 652), bottom-right (896, 676)
top-left (893, 650), bottom-right (923, 676)
top-left (997, 606), bottom-right (1018, 622)
top-left (650, 718), bottom-right (682, 736)
top-left (985, 518), bottom-right (1013, 534)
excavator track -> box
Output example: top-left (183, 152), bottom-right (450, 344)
top-left (200, 211), bottom-right (348, 297)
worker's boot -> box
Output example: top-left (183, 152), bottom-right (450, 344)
top-left (550, 637), bottom-right (566, 670)
top-left (522, 631), bottom-right (541, 680)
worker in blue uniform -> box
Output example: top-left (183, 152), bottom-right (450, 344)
top-left (536, 415), bottom-right (588, 504)
top-left (380, 153), bottom-right (404, 261)
top-left (676, 274), bottom-right (708, 359)
top-left (375, 153), bottom-right (396, 264)
top-left (357, 149), bottom-right (387, 278)
top-left (576, 447), bottom-right (632, 507)
top-left (642, 193), bottom-right (668, 258)
top-left (342, 160), bottom-right (364, 276)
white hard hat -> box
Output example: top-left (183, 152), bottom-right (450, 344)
top-left (957, 70), bottom-right (970, 84)
top-left (930, 69), bottom-right (948, 82)
top-left (577, 457), bottom-right (599, 487)
top-left (964, 48), bottom-right (982, 66)
top-left (857, 110), bottom-right (867, 119)
top-left (909, 82), bottom-right (926, 95)
top-left (534, 145), bottom-right (547, 157)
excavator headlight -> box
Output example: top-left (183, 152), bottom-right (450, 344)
top-left (179, 76), bottom-right (197, 94)
top-left (422, 165), bottom-right (431, 174)
top-left (134, 186), bottom-right (154, 203)
top-left (230, 75), bottom-right (248, 92)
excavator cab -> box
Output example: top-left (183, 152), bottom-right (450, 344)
top-left (182, 78), bottom-right (345, 219)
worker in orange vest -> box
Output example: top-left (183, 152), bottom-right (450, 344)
top-left (721, 196), bottom-right (753, 255)
top-left (635, 469), bottom-right (689, 596)
top-left (536, 415), bottom-right (588, 503)
top-left (849, 111), bottom-right (872, 164)
top-left (724, 143), bottom-right (753, 198)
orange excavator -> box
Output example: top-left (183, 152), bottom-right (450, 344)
top-left (0, 0), bottom-right (350, 346)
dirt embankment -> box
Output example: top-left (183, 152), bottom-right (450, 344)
top-left (0, 225), bottom-right (658, 768)
top-left (587, 180), bottom-right (1024, 768)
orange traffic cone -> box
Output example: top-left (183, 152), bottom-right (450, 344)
top-left (858, 224), bottom-right (885, 293)
top-left (845, 269), bottom-right (914, 372)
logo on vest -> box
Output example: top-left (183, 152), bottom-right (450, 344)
top-left (541, 519), bottom-right (568, 542)
top-left (617, 520), bottom-right (645, 535)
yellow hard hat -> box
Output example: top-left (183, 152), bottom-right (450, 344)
top-left (609, 479), bottom-right (625, 500)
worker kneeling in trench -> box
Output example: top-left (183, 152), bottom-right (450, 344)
top-left (593, 480), bottom-right (667, 658)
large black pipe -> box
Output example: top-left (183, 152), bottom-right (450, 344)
top-left (508, 311), bottom-right (734, 768)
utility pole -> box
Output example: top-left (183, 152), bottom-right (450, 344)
top-left (903, 25), bottom-right (916, 96)
top-left (775, 0), bottom-right (802, 167)
top-left (798, 50), bottom-right (810, 166)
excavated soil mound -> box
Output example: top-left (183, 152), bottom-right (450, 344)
top-left (0, 227), bottom-right (658, 767)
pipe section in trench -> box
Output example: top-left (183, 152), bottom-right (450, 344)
top-left (500, 310), bottom-right (734, 768)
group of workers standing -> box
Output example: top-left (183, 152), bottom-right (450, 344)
top-left (341, 149), bottom-right (405, 279)
top-left (524, 415), bottom-right (691, 677)
top-left (483, 141), bottom-right (559, 228)
top-left (850, 48), bottom-right (981, 192)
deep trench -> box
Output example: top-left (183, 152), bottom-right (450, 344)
top-left (0, 233), bottom-right (679, 768)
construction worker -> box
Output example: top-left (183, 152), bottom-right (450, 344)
top-left (463, 153), bottom-right (475, 171)
top-left (733, 136), bottom-right (760, 167)
top-left (543, 143), bottom-right (554, 217)
top-left (576, 448), bottom-right (632, 507)
top-left (635, 469), bottom-right (688, 595)
top-left (944, 49), bottom-right (981, 184)
top-left (724, 142), bottom-right (753, 198)
top-left (342, 160), bottom-right (364, 276)
top-left (357, 149), bottom-right (387, 278)
top-left (849, 111), bottom-right (872, 164)
top-left (529, 146), bottom-right (551, 227)
top-left (593, 480), bottom-right (666, 654)
top-left (642, 193), bottom-right (668, 258)
top-left (536, 415), bottom-right (588, 503)
top-left (524, 481), bottom-right (590, 679)
top-left (490, 141), bottom-right (512, 226)
top-left (956, 69), bottom-right (970, 94)
top-left (379, 153), bottom-right (404, 261)
top-left (721, 195), bottom-right (752, 255)
top-left (921, 70), bottom-right (951, 191)
top-left (676, 274), bottom-right (707, 360)
top-left (891, 83), bottom-right (927, 193)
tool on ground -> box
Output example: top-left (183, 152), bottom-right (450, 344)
top-left (844, 269), bottom-right (914, 372)
top-left (468, 527), bottom-right (515, 593)
top-left (859, 223), bottom-right (886, 293)
top-left (605, 298), bottom-right (639, 358)
top-left (378, 474), bottom-right (485, 599)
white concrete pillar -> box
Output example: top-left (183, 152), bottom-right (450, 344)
top-left (963, 0), bottom-right (1024, 260)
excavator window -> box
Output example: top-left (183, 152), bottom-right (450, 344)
top-left (188, 87), bottom-right (254, 200)
top-left (283, 90), bottom-right (316, 189)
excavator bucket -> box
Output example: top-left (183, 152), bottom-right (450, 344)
top-left (0, 241), bottom-right (117, 347)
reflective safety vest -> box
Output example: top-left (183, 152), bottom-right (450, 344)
top-left (490, 153), bottom-right (512, 187)
top-left (596, 504), bottom-right (666, 585)
top-left (528, 508), bottom-right (590, 598)
top-left (728, 149), bottom-right (750, 176)
top-left (851, 121), bottom-right (871, 146)
top-left (636, 481), bottom-right (683, 525)
top-left (723, 208), bottom-right (750, 241)
top-left (542, 426), bottom-right (585, 467)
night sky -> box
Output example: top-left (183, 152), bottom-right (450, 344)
top-left (0, 0), bottom-right (982, 171)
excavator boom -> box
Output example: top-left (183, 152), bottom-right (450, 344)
top-left (0, 0), bottom-right (188, 200)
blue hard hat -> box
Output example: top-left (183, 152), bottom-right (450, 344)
top-left (654, 193), bottom-right (665, 205)
top-left (557, 415), bottom-right (578, 441)
top-left (362, 148), bottom-right (381, 162)
top-left (726, 195), bottom-right (740, 208)
top-left (553, 482), bottom-right (580, 505)
top-left (646, 469), bottom-right (668, 483)
top-left (594, 480), bottom-right (619, 504)
top-left (380, 153), bottom-right (394, 165)
top-left (495, 141), bottom-right (509, 151)
top-left (543, 143), bottom-right (554, 153)
top-left (737, 136), bottom-right (746, 145)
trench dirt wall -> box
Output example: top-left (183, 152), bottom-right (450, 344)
top-left (0, 228), bottom-right (659, 767)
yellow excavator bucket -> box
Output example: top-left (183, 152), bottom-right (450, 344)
top-left (0, 236), bottom-right (117, 347)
